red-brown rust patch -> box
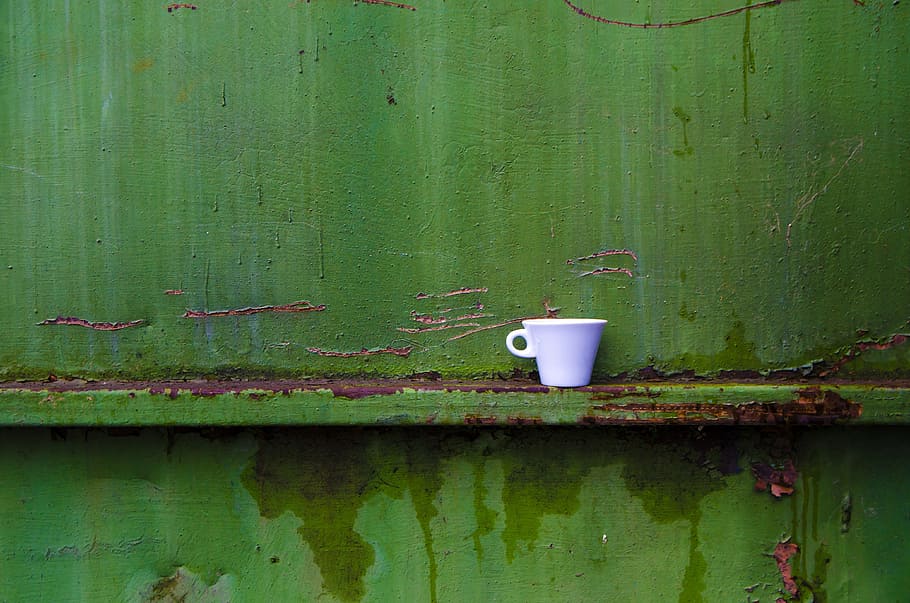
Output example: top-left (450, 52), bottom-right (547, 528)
top-left (588, 386), bottom-right (661, 401)
top-left (752, 459), bottom-right (798, 498)
top-left (183, 300), bottom-right (325, 318)
top-left (464, 415), bottom-right (498, 425)
top-left (582, 387), bottom-right (860, 425)
top-left (773, 540), bottom-right (800, 597)
top-left (37, 316), bottom-right (145, 331)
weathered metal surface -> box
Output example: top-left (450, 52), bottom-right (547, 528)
top-left (1, 426), bottom-right (909, 601)
top-left (2, 379), bottom-right (908, 426)
top-left (1, 1), bottom-right (908, 381)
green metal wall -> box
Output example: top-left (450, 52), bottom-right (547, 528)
top-left (3, 2), bottom-right (910, 602)
top-left (1, 426), bottom-right (909, 602)
top-left (2, 0), bottom-right (907, 380)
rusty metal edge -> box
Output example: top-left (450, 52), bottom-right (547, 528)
top-left (0, 380), bottom-right (907, 426)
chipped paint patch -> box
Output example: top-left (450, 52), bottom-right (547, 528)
top-left (182, 300), bottom-right (325, 319)
top-left (37, 316), bottom-right (145, 331)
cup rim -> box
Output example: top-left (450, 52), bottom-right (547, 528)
top-left (521, 318), bottom-right (607, 326)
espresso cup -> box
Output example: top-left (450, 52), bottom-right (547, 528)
top-left (505, 318), bottom-right (607, 387)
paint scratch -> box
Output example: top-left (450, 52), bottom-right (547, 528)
top-left (578, 267), bottom-right (634, 278)
top-left (164, 289), bottom-right (185, 296)
top-left (398, 323), bottom-right (482, 334)
top-left (446, 301), bottom-right (561, 342)
top-left (359, 0), bottom-right (417, 9)
top-left (307, 346), bottom-right (413, 358)
top-left (566, 249), bottom-right (638, 264)
top-left (416, 287), bottom-right (488, 299)
top-left (37, 316), bottom-right (145, 331)
top-left (786, 139), bottom-right (864, 247)
top-left (182, 300), bottom-right (326, 319)
top-left (563, 0), bottom-right (790, 28)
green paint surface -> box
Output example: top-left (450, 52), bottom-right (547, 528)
top-left (0, 426), bottom-right (908, 601)
top-left (1, 1), bottom-right (907, 381)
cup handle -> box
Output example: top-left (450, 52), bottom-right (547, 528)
top-left (506, 329), bottom-right (536, 358)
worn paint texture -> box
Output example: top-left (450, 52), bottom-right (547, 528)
top-left (1, 1), bottom-right (908, 380)
top-left (0, 426), bottom-right (906, 601)
top-left (2, 3), bottom-right (909, 601)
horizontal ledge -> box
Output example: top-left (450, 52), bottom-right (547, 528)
top-left (0, 379), bottom-right (908, 427)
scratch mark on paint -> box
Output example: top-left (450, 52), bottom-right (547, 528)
top-left (37, 317), bottom-right (145, 331)
top-left (164, 289), bottom-right (184, 296)
top-left (772, 540), bottom-right (800, 597)
top-left (182, 300), bottom-right (326, 319)
top-left (446, 303), bottom-right (561, 342)
top-left (563, 0), bottom-right (789, 27)
top-left (566, 249), bottom-right (638, 264)
top-left (786, 139), bottom-right (864, 247)
top-left (409, 310), bottom-right (490, 325)
top-left (398, 323), bottom-right (482, 334)
top-left (359, 0), bottom-right (417, 9)
top-left (578, 267), bottom-right (634, 278)
top-left (416, 287), bottom-right (488, 299)
top-left (166, 3), bottom-right (198, 13)
top-left (307, 346), bottom-right (413, 358)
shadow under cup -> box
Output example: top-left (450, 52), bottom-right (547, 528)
top-left (505, 318), bottom-right (607, 387)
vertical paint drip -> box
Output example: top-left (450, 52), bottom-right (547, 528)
top-left (742, 5), bottom-right (756, 123)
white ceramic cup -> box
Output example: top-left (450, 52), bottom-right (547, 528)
top-left (505, 318), bottom-right (607, 387)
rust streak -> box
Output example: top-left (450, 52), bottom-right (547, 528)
top-left (583, 387), bottom-right (861, 425)
top-left (464, 415), bottom-right (498, 425)
top-left (37, 316), bottom-right (145, 331)
top-left (306, 346), bottom-right (413, 358)
top-left (182, 300), bottom-right (325, 318)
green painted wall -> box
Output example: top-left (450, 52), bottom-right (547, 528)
top-left (2, 1), bottom-right (908, 380)
top-left (0, 426), bottom-right (908, 602)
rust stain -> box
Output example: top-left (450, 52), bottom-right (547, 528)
top-left (131, 57), bottom-right (154, 73)
top-left (589, 387), bottom-right (661, 401)
top-left (164, 289), bottom-right (184, 296)
top-left (773, 540), bottom-right (800, 597)
top-left (464, 415), bottom-right (498, 425)
top-left (166, 3), bottom-right (198, 12)
top-left (752, 459), bottom-right (798, 498)
top-left (37, 316), bottom-right (145, 331)
top-left (581, 387), bottom-right (861, 425)
top-left (821, 331), bottom-right (909, 376)
top-left (306, 346), bottom-right (413, 358)
top-left (182, 300), bottom-right (325, 318)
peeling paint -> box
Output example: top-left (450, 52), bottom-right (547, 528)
top-left (36, 316), bottom-right (145, 331)
top-left (165, 3), bottom-right (197, 13)
top-left (182, 301), bottom-right (325, 319)
top-left (306, 346), bottom-right (413, 358)
top-left (773, 540), bottom-right (800, 598)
